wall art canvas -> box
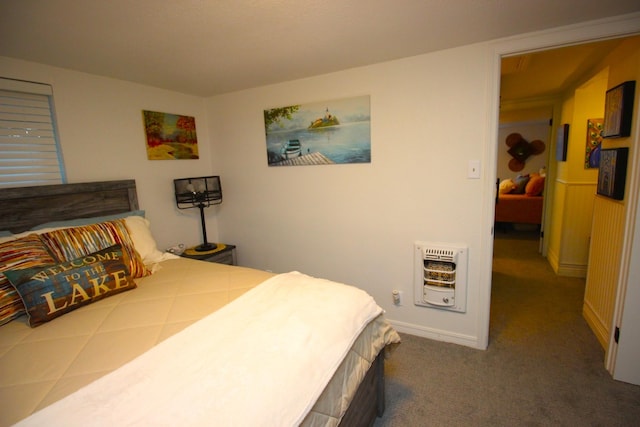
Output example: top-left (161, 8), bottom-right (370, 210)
top-left (584, 118), bottom-right (603, 168)
top-left (597, 147), bottom-right (628, 200)
top-left (264, 95), bottom-right (371, 166)
top-left (142, 110), bottom-right (199, 160)
top-left (556, 123), bottom-right (569, 162)
top-left (603, 81), bottom-right (635, 138)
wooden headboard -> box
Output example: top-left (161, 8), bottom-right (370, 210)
top-left (0, 180), bottom-right (138, 234)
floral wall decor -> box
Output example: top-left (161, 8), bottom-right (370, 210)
top-left (505, 132), bottom-right (545, 172)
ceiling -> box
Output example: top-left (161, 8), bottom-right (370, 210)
top-left (500, 36), bottom-right (638, 102)
top-left (1, 0), bottom-right (639, 97)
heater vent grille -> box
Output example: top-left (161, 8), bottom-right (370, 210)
top-left (423, 247), bottom-right (456, 263)
top-left (415, 242), bottom-right (467, 312)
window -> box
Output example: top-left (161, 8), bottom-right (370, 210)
top-left (0, 77), bottom-right (66, 188)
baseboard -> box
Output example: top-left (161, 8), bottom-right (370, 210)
top-left (388, 319), bottom-right (483, 350)
top-left (547, 247), bottom-right (560, 273)
top-left (546, 247), bottom-right (586, 277)
top-left (556, 263), bottom-right (587, 278)
top-left (582, 300), bottom-right (609, 350)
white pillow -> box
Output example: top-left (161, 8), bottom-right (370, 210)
top-left (0, 234), bottom-right (16, 244)
top-left (124, 216), bottom-right (178, 269)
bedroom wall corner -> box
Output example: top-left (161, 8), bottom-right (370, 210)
top-left (0, 56), bottom-right (219, 250)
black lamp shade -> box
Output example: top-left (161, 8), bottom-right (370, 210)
top-left (174, 176), bottom-right (222, 209)
top-left (173, 176), bottom-right (222, 252)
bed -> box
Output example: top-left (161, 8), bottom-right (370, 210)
top-left (0, 180), bottom-right (400, 426)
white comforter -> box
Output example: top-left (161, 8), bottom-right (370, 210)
top-left (16, 271), bottom-right (384, 426)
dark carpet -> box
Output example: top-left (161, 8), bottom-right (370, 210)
top-left (373, 229), bottom-right (640, 426)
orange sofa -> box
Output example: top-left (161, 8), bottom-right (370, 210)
top-left (495, 193), bottom-right (543, 224)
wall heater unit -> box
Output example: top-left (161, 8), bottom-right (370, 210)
top-left (414, 242), bottom-right (468, 313)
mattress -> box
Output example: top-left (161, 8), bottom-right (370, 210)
top-left (0, 258), bottom-right (398, 426)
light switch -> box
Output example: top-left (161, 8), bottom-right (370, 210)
top-left (468, 160), bottom-right (481, 179)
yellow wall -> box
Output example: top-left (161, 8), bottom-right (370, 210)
top-left (584, 36), bottom-right (640, 351)
top-left (568, 69), bottom-right (608, 181)
top-left (549, 36), bottom-right (640, 279)
top-left (547, 69), bottom-right (607, 276)
top-left (555, 97), bottom-right (574, 182)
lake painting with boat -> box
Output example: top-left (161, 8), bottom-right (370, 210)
top-left (264, 95), bottom-right (370, 166)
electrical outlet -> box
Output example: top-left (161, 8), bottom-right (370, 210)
top-left (166, 243), bottom-right (185, 255)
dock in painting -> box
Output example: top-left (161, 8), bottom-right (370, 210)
top-left (271, 152), bottom-right (335, 166)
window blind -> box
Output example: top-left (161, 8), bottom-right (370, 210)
top-left (0, 78), bottom-right (66, 188)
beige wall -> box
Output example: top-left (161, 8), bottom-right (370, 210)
top-left (206, 43), bottom-right (492, 348)
top-left (0, 56), bottom-right (218, 250)
top-left (2, 44), bottom-right (495, 348)
top-left (497, 107), bottom-right (553, 182)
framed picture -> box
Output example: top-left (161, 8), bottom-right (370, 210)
top-left (555, 123), bottom-right (569, 162)
top-left (597, 148), bottom-right (629, 200)
top-left (142, 110), bottom-right (199, 160)
top-left (263, 95), bottom-right (371, 166)
top-left (603, 81), bottom-right (635, 138)
top-left (584, 118), bottom-right (603, 168)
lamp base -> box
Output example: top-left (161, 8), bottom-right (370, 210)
top-left (194, 242), bottom-right (218, 252)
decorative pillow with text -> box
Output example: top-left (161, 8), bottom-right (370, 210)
top-left (4, 245), bottom-right (137, 327)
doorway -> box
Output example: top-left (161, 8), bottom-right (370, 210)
top-left (489, 34), bottom-right (640, 380)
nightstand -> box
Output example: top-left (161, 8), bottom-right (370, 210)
top-left (179, 244), bottom-right (237, 265)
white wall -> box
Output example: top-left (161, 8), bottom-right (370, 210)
top-left (207, 43), bottom-right (493, 348)
top-left (3, 12), bottom-right (638, 354)
top-left (0, 56), bottom-right (219, 250)
top-left (206, 12), bottom-right (640, 350)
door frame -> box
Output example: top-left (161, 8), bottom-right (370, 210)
top-left (479, 13), bottom-right (640, 367)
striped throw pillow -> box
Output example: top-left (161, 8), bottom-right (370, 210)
top-left (0, 234), bottom-right (58, 325)
top-left (39, 219), bottom-right (149, 278)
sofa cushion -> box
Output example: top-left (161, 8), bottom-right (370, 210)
top-left (526, 174), bottom-right (545, 196)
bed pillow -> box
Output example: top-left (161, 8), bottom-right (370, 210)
top-left (0, 233), bottom-right (17, 244)
top-left (122, 216), bottom-right (176, 268)
top-left (499, 179), bottom-right (516, 194)
top-left (30, 210), bottom-right (146, 230)
top-left (27, 211), bottom-right (167, 268)
top-left (513, 174), bottom-right (530, 194)
top-left (4, 245), bottom-right (136, 327)
top-left (526, 174), bottom-right (545, 196)
top-left (38, 219), bottom-right (150, 278)
top-left (0, 234), bottom-right (58, 325)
